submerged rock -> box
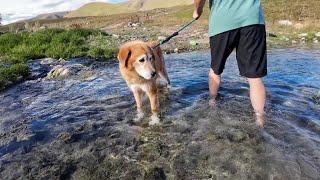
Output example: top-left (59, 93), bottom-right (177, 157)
top-left (28, 60), bottom-right (52, 79)
top-left (57, 132), bottom-right (72, 143)
top-left (228, 129), bottom-right (248, 142)
top-left (46, 65), bottom-right (70, 79)
top-left (46, 64), bottom-right (88, 79)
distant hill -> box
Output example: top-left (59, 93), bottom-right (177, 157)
top-left (65, 2), bottom-right (133, 18)
top-left (30, 11), bottom-right (69, 21)
top-left (124, 0), bottom-right (194, 10)
top-left (66, 0), bottom-right (193, 18)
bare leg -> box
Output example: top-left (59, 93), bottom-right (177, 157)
top-left (208, 69), bottom-right (221, 106)
top-left (132, 89), bottom-right (144, 122)
top-left (247, 78), bottom-right (266, 128)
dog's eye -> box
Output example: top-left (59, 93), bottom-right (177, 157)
top-left (139, 58), bottom-right (145, 62)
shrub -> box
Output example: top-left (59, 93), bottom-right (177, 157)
top-left (0, 28), bottom-right (117, 62)
top-left (0, 28), bottom-right (118, 90)
top-left (0, 63), bottom-right (29, 90)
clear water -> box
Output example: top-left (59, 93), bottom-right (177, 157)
top-left (0, 49), bottom-right (319, 179)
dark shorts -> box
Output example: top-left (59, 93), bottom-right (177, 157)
top-left (210, 24), bottom-right (267, 78)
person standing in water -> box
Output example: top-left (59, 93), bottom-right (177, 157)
top-left (193, 0), bottom-right (267, 128)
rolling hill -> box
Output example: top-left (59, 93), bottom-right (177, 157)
top-left (65, 2), bottom-right (134, 17)
top-left (124, 0), bottom-right (194, 10)
top-left (30, 11), bottom-right (69, 21)
top-left (66, 0), bottom-right (193, 18)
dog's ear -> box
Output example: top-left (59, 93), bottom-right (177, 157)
top-left (117, 46), bottom-right (132, 68)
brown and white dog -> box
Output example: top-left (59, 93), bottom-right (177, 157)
top-left (117, 40), bottom-right (170, 125)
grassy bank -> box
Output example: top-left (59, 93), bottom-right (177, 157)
top-left (0, 28), bottom-right (118, 90)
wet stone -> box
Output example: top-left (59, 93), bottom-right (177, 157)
top-left (57, 132), bottom-right (73, 143)
top-left (227, 129), bottom-right (248, 143)
top-left (144, 167), bottom-right (166, 180)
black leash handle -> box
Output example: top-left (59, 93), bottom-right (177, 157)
top-left (152, 19), bottom-right (197, 49)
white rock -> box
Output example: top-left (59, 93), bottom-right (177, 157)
top-left (298, 33), bottom-right (308, 37)
top-left (132, 23), bottom-right (140, 27)
top-left (315, 32), bottom-right (320, 37)
top-left (112, 34), bottom-right (120, 38)
top-left (40, 58), bottom-right (58, 65)
top-left (158, 36), bottom-right (166, 41)
top-left (174, 48), bottom-right (179, 53)
top-left (278, 20), bottom-right (293, 26)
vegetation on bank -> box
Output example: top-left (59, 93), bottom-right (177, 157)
top-left (0, 28), bottom-right (118, 90)
top-left (0, 64), bottom-right (29, 90)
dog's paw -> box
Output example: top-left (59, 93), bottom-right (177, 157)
top-left (134, 111), bottom-right (145, 122)
top-left (149, 115), bottom-right (160, 126)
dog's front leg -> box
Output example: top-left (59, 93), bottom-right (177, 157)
top-left (132, 89), bottom-right (144, 122)
top-left (147, 88), bottom-right (160, 125)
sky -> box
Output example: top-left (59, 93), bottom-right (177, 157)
top-left (0, 0), bottom-right (127, 25)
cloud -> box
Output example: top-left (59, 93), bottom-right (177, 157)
top-left (0, 0), bottom-right (128, 24)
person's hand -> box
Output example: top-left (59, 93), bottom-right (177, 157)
top-left (193, 8), bottom-right (203, 20)
top-left (193, 0), bottom-right (205, 20)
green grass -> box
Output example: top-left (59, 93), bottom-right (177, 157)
top-left (0, 63), bottom-right (29, 90)
top-left (0, 28), bottom-right (117, 62)
top-left (0, 28), bottom-right (118, 90)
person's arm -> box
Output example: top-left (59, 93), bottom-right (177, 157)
top-left (193, 0), bottom-right (206, 20)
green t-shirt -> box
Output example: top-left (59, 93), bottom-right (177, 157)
top-left (209, 0), bottom-right (265, 37)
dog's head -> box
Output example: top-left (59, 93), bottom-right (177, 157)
top-left (117, 41), bottom-right (156, 80)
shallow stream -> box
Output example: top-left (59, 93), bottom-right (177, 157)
top-left (0, 49), bottom-right (319, 179)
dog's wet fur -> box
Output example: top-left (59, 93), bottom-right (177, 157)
top-left (117, 41), bottom-right (170, 125)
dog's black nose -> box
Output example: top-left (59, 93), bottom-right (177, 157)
top-left (151, 72), bottom-right (156, 78)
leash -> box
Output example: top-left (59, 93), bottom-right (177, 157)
top-left (152, 18), bottom-right (197, 49)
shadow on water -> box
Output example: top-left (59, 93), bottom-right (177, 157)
top-left (0, 49), bottom-right (319, 179)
